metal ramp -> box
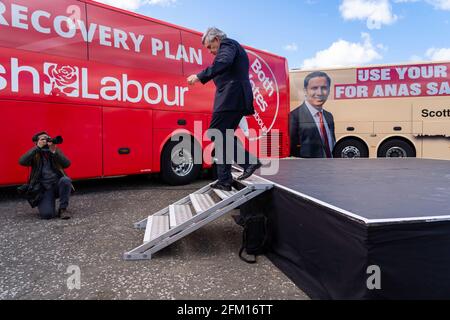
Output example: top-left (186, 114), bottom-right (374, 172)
top-left (124, 173), bottom-right (273, 261)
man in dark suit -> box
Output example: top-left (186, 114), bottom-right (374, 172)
top-left (187, 27), bottom-right (261, 191)
top-left (290, 71), bottom-right (336, 158)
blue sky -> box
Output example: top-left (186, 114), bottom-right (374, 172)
top-left (95, 0), bottom-right (450, 69)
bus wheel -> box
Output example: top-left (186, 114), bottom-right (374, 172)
top-left (333, 139), bottom-right (369, 158)
top-left (378, 140), bottom-right (416, 158)
top-left (161, 140), bottom-right (201, 185)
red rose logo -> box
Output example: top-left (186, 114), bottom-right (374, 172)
top-left (43, 64), bottom-right (79, 96)
top-left (48, 65), bottom-right (78, 87)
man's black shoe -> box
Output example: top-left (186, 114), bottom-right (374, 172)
top-left (57, 208), bottom-right (71, 220)
top-left (210, 182), bottom-right (232, 191)
top-left (237, 162), bottom-right (262, 181)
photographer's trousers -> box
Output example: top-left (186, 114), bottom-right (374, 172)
top-left (38, 176), bottom-right (72, 219)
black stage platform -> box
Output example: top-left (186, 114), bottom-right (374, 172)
top-left (243, 159), bottom-right (450, 299)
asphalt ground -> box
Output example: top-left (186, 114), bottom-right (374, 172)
top-left (0, 174), bottom-right (308, 300)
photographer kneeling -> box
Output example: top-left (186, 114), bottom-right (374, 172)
top-left (19, 131), bottom-right (73, 220)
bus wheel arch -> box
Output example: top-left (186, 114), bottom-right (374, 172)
top-left (333, 137), bottom-right (369, 158)
top-left (377, 137), bottom-right (416, 158)
top-left (160, 134), bottom-right (202, 185)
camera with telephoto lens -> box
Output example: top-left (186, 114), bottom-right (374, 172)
top-left (45, 136), bottom-right (63, 144)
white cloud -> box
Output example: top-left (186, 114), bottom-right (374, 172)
top-left (283, 43), bottom-right (299, 52)
top-left (93, 0), bottom-right (176, 11)
top-left (426, 48), bottom-right (450, 61)
top-left (426, 0), bottom-right (450, 10)
top-left (340, 0), bottom-right (398, 29)
top-left (301, 33), bottom-right (384, 69)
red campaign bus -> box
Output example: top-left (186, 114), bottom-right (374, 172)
top-left (0, 0), bottom-right (290, 186)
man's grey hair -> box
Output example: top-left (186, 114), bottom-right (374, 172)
top-left (202, 27), bottom-right (227, 45)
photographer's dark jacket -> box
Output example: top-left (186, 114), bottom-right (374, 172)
top-left (19, 147), bottom-right (71, 189)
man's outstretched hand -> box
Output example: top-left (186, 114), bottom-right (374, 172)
top-left (187, 74), bottom-right (199, 85)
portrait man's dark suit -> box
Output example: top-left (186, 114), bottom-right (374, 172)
top-left (290, 103), bottom-right (336, 158)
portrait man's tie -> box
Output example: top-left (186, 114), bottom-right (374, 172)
top-left (318, 111), bottom-right (332, 158)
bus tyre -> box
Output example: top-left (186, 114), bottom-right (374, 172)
top-left (333, 139), bottom-right (369, 158)
top-left (378, 140), bottom-right (416, 158)
top-left (161, 140), bottom-right (201, 185)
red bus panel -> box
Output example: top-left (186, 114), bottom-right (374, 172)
top-left (0, 0), bottom-right (88, 60)
top-left (86, 2), bottom-right (183, 75)
top-left (0, 46), bottom-right (194, 111)
top-left (103, 107), bottom-right (153, 176)
top-left (0, 100), bottom-right (102, 185)
top-left (180, 30), bottom-right (214, 76)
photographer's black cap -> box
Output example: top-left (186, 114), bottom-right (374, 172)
top-left (32, 131), bottom-right (48, 142)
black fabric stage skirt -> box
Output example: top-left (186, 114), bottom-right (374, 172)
top-left (241, 159), bottom-right (450, 299)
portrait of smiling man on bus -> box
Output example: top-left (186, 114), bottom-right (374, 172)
top-left (290, 71), bottom-right (336, 158)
